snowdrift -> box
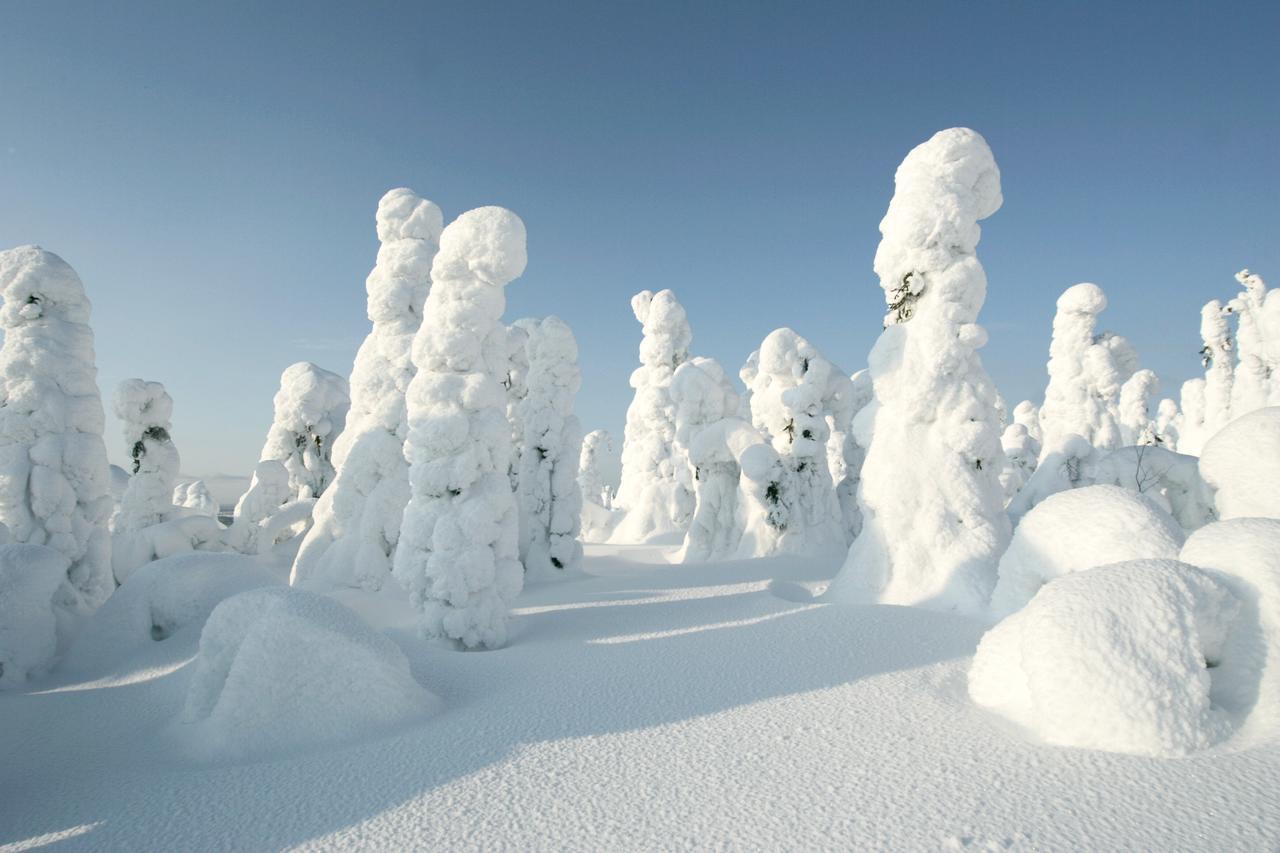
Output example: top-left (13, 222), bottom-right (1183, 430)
top-left (1200, 407), bottom-right (1280, 520)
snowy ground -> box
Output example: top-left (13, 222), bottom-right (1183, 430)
top-left (3, 545), bottom-right (1279, 851)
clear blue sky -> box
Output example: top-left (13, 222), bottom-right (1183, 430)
top-left (2, 1), bottom-right (1276, 477)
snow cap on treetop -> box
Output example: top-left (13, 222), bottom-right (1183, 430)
top-left (435, 206), bottom-right (527, 288)
top-left (1057, 282), bottom-right (1107, 315)
top-left (0, 245), bottom-right (92, 325)
top-left (375, 188), bottom-right (444, 244)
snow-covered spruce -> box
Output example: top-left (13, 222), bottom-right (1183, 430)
top-left (0, 246), bottom-right (113, 617)
top-left (998, 423), bottom-right (1040, 502)
top-left (971, 559), bottom-right (1238, 757)
top-left (1199, 406), bottom-right (1280, 520)
top-left (1228, 269), bottom-right (1277, 415)
top-left (111, 379), bottom-right (180, 533)
top-left (827, 368), bottom-right (872, 544)
top-left (259, 362), bottom-right (350, 502)
top-left (1004, 433), bottom-right (1097, 524)
top-left (1118, 368), bottom-right (1160, 446)
top-left (610, 289), bottom-right (694, 543)
top-left (670, 357), bottom-right (745, 561)
top-left (173, 480), bottom-right (219, 518)
top-left (988, 484), bottom-right (1184, 619)
top-left (0, 544), bottom-right (70, 688)
top-left (516, 316), bottom-right (584, 577)
top-left (1091, 444), bottom-right (1215, 532)
top-left (741, 329), bottom-right (846, 556)
top-left (291, 189), bottom-right (442, 592)
top-left (392, 206), bottom-right (527, 649)
top-left (1178, 379), bottom-right (1208, 455)
top-left (578, 429), bottom-right (614, 509)
top-left (502, 320), bottom-right (533, 492)
top-left (226, 460), bottom-right (293, 554)
top-left (1197, 299), bottom-right (1235, 449)
top-left (1011, 400), bottom-right (1042, 444)
top-left (178, 586), bottom-right (436, 761)
top-left (1155, 397), bottom-right (1181, 450)
top-left (827, 128), bottom-right (1009, 613)
top-left (1037, 283), bottom-right (1133, 454)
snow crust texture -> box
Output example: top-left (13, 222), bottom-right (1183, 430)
top-left (989, 484), bottom-right (1185, 618)
top-left (972, 559), bottom-right (1239, 757)
top-left (292, 188), bottom-right (442, 592)
top-left (0, 543), bottom-right (70, 687)
top-left (393, 206), bottom-right (527, 649)
top-left (830, 128), bottom-right (1009, 613)
top-left (179, 586), bottom-right (435, 760)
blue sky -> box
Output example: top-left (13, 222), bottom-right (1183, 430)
top-left (1, 1), bottom-right (1276, 476)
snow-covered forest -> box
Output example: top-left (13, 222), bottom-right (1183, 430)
top-left (2, 121), bottom-right (1279, 847)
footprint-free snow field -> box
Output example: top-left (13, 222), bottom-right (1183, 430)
top-left (3, 544), bottom-right (1278, 851)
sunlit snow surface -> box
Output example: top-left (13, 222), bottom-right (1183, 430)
top-left (2, 544), bottom-right (1279, 850)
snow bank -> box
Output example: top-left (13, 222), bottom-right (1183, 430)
top-left (111, 515), bottom-right (226, 585)
top-left (393, 206), bottom-right (527, 649)
top-left (829, 128), bottom-right (1009, 613)
top-left (971, 559), bottom-right (1238, 756)
top-left (611, 289), bottom-right (694, 543)
top-left (516, 316), bottom-right (584, 577)
top-left (61, 552), bottom-right (280, 675)
top-left (1199, 406), bottom-right (1280, 520)
top-left (0, 544), bottom-right (70, 687)
top-left (260, 362), bottom-right (350, 501)
top-left (989, 484), bottom-right (1184, 618)
top-left (0, 246), bottom-right (114, 616)
top-left (178, 586), bottom-right (435, 760)
top-left (291, 189), bottom-right (442, 592)
top-left (111, 379), bottom-right (180, 533)
top-left (1181, 518), bottom-right (1280, 743)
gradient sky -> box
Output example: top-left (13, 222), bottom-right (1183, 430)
top-left (2, 1), bottom-right (1276, 477)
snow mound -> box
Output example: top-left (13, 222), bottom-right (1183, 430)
top-left (970, 559), bottom-right (1239, 757)
top-left (178, 586), bottom-right (436, 760)
top-left (61, 552), bottom-right (281, 675)
top-left (0, 544), bottom-right (70, 688)
top-left (990, 484), bottom-right (1184, 618)
top-left (1181, 518), bottom-right (1280, 744)
top-left (1200, 407), bottom-right (1280, 520)
top-left (1091, 445), bottom-right (1215, 532)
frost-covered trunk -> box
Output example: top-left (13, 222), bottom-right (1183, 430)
top-left (742, 329), bottom-right (846, 556)
top-left (0, 246), bottom-right (113, 616)
top-left (291, 188), bottom-right (441, 591)
top-left (516, 316), bottom-right (584, 577)
top-left (393, 207), bottom-right (527, 650)
top-left (610, 289), bottom-right (694, 543)
top-left (828, 128), bottom-right (1010, 613)
top-left (260, 362), bottom-right (350, 502)
top-left (112, 379), bottom-right (180, 533)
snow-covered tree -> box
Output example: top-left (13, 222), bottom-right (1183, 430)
top-left (827, 369), bottom-right (872, 543)
top-left (828, 128), bottom-right (1010, 613)
top-left (1038, 283), bottom-right (1132, 454)
top-left (1227, 269), bottom-right (1276, 414)
top-left (611, 289), bottom-right (694, 542)
top-left (670, 358), bottom-right (744, 561)
top-left (111, 379), bottom-right (180, 533)
top-left (1011, 400), bottom-right (1041, 444)
top-left (999, 423), bottom-right (1040, 501)
top-left (1155, 398), bottom-right (1181, 451)
top-left (393, 206), bottom-right (527, 650)
top-left (259, 362), bottom-right (350, 502)
top-left (0, 246), bottom-right (113, 615)
top-left (227, 460), bottom-right (292, 554)
top-left (1178, 378), bottom-right (1208, 455)
top-left (1200, 299), bottom-right (1234, 439)
top-left (742, 328), bottom-right (846, 556)
top-left (502, 321), bottom-right (533, 493)
top-left (578, 429), bottom-right (614, 509)
top-left (173, 480), bottom-right (219, 518)
top-left (1006, 434), bottom-right (1098, 524)
top-left (291, 188), bottom-right (442, 591)
top-left (1118, 368), bottom-right (1160, 446)
top-left (516, 316), bottom-right (584, 576)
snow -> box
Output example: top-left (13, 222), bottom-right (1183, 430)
top-left (0, 544), bottom-right (69, 688)
top-left (291, 188), bottom-right (442, 593)
top-left (1091, 444), bottom-right (1216, 532)
top-left (226, 460), bottom-right (293, 554)
top-left (5, 544), bottom-right (1280, 850)
top-left (0, 246), bottom-right (114, 618)
top-left (611, 289), bottom-right (694, 543)
top-left (1199, 406), bottom-right (1280, 520)
top-left (393, 206), bottom-right (527, 649)
top-left (177, 586), bottom-right (437, 761)
top-left (259, 362), bottom-right (351, 502)
top-left (172, 479), bottom-right (218, 518)
top-left (830, 127), bottom-right (1010, 614)
top-left (971, 559), bottom-right (1239, 757)
top-left (989, 484), bottom-right (1185, 618)
top-left (110, 379), bottom-right (180, 533)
